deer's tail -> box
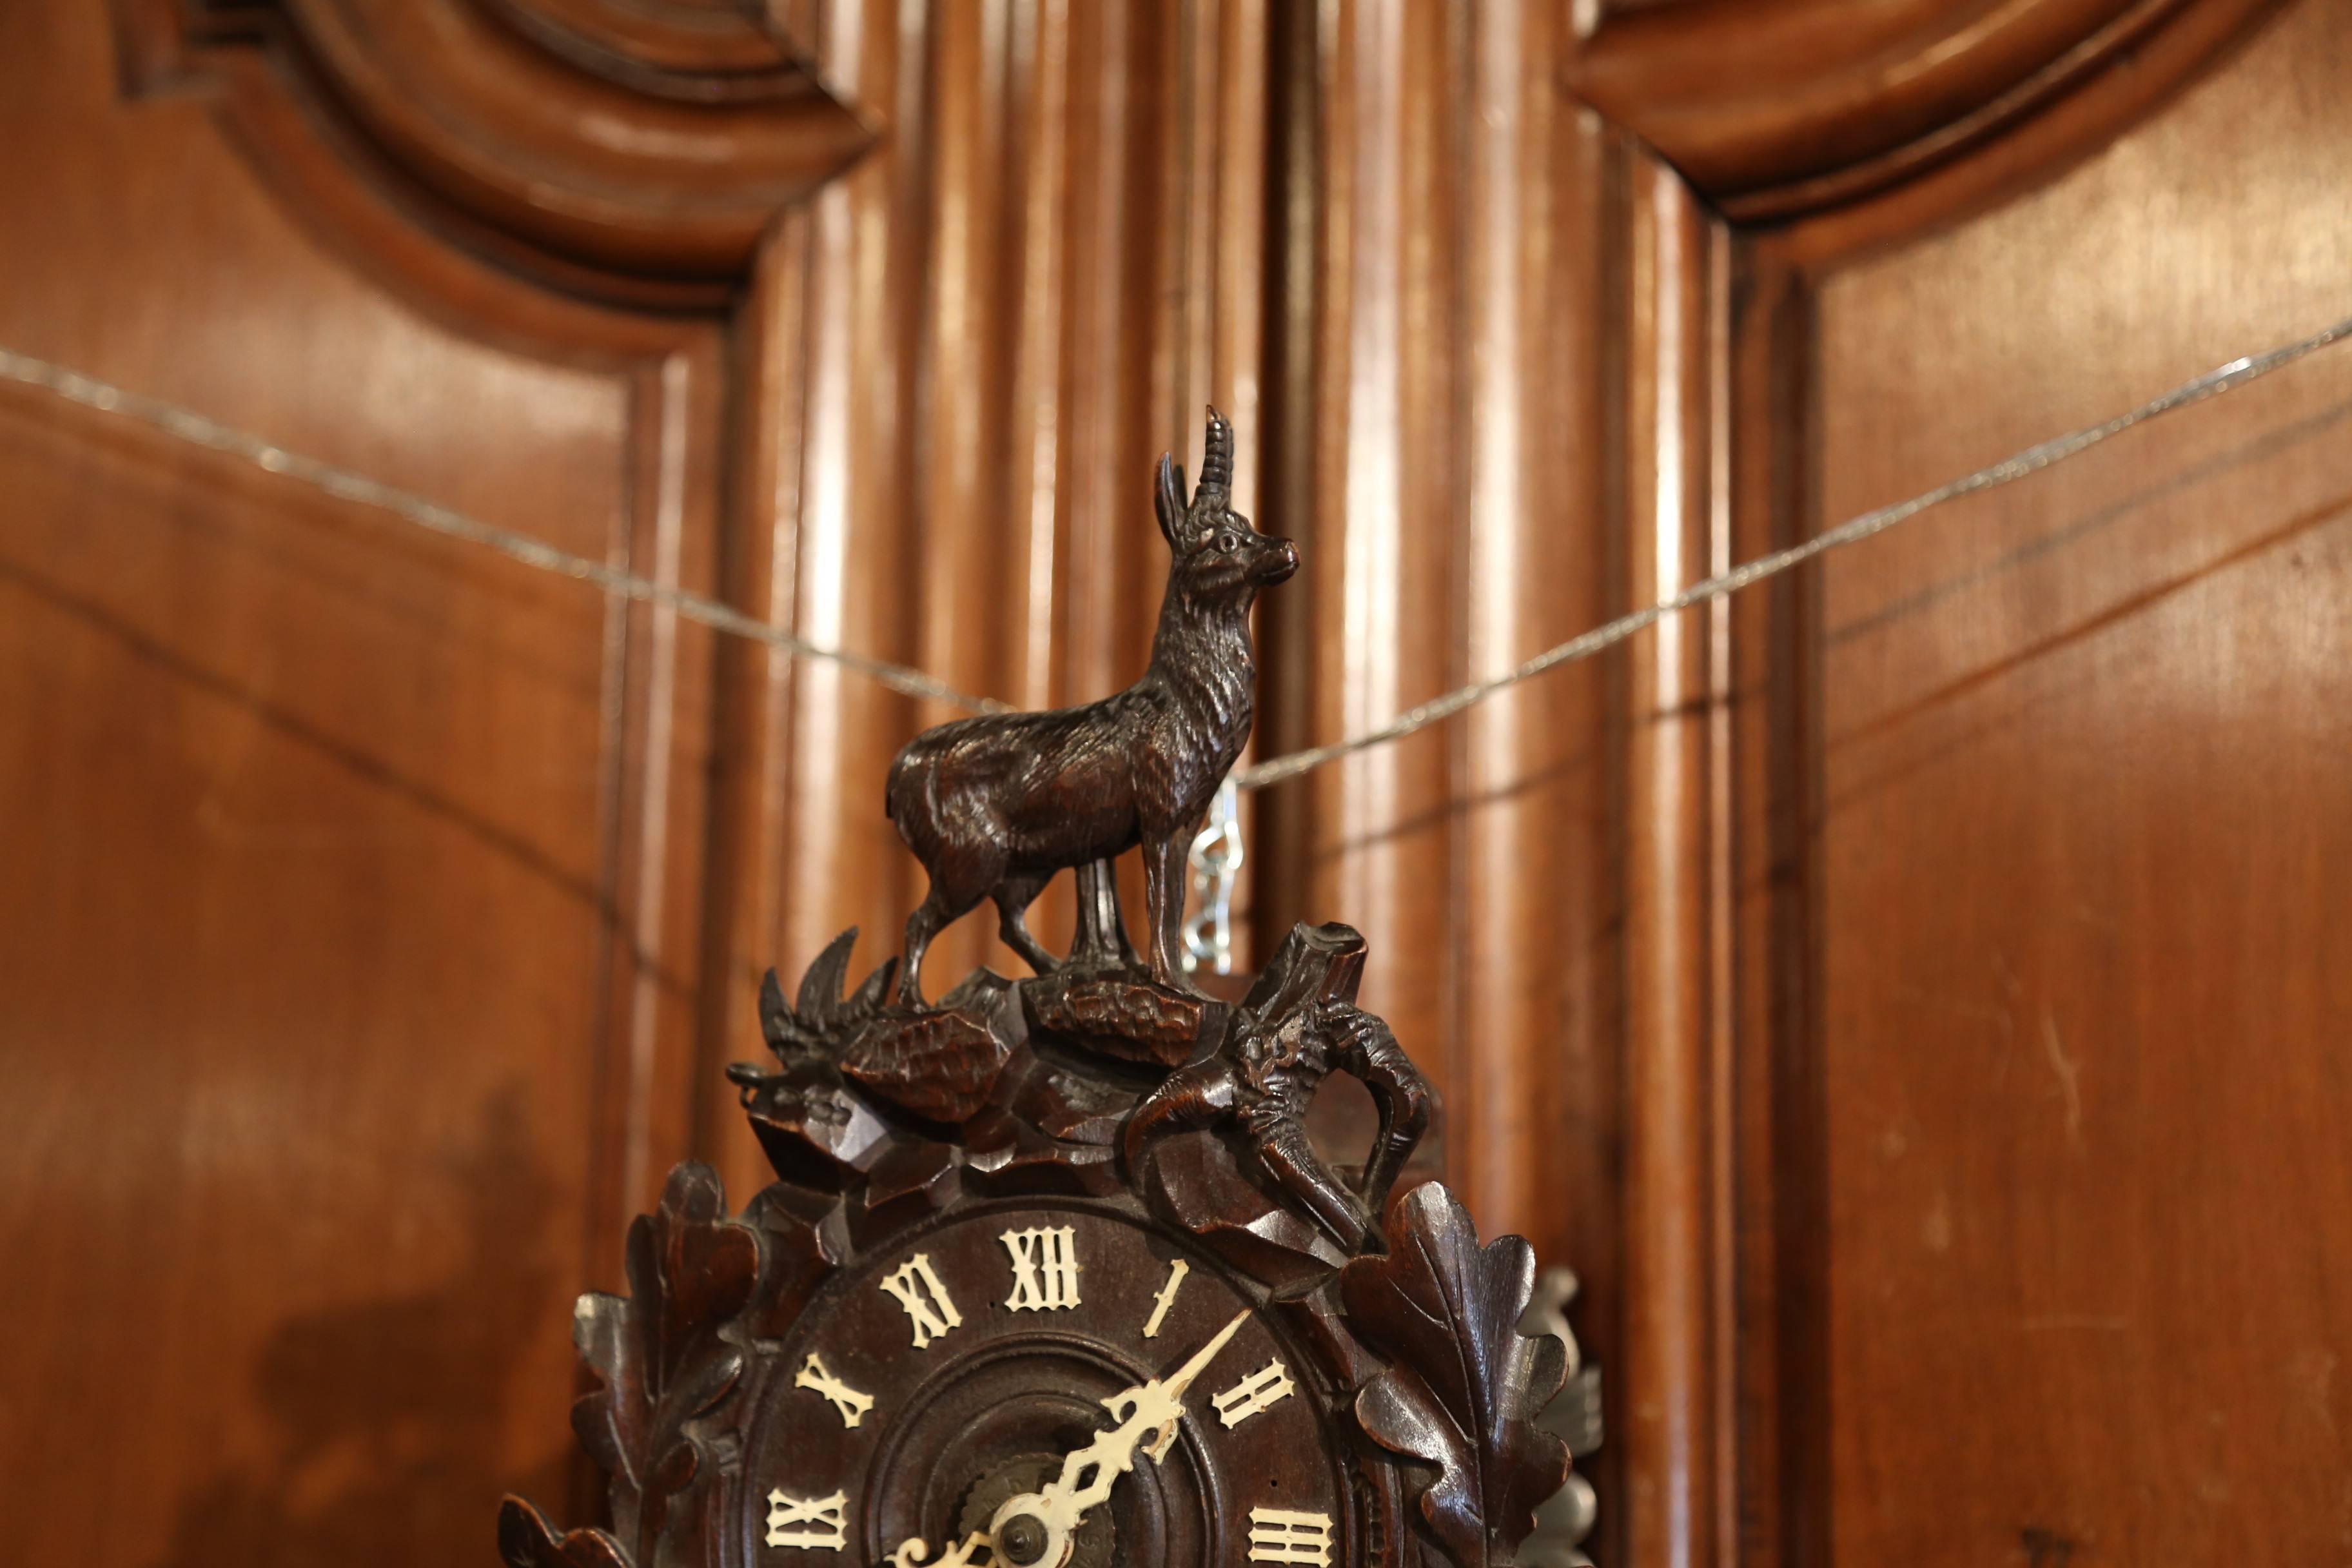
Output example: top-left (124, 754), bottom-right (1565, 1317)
top-left (883, 744), bottom-right (916, 824)
top-left (883, 732), bottom-right (950, 843)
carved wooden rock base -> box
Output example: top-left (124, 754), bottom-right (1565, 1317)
top-left (506, 918), bottom-right (1573, 1568)
top-left (1020, 968), bottom-right (1214, 1067)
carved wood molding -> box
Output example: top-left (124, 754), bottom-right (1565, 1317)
top-left (280, 0), bottom-right (870, 275)
top-left (1566, 0), bottom-right (2282, 222)
top-left (473, 0), bottom-right (819, 102)
top-left (123, 0), bottom-right (872, 285)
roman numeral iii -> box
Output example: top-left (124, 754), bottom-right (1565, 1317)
top-left (1246, 1507), bottom-right (1332, 1564)
top-left (1000, 1225), bottom-right (1083, 1311)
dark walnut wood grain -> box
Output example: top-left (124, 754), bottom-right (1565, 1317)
top-left (506, 411), bottom-right (1571, 1568)
top-left (509, 909), bottom-right (1571, 1568)
top-left (887, 409), bottom-right (1298, 1002)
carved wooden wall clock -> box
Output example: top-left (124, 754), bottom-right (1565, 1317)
top-left (497, 415), bottom-right (1577, 1568)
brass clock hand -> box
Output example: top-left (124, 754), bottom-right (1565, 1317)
top-left (885, 1310), bottom-right (1249, 1568)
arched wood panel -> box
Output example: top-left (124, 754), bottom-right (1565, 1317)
top-left (0, 1), bottom-right (865, 1561)
top-left (1568, 0), bottom-right (2284, 222)
top-left (1544, 1), bottom-right (2352, 1565)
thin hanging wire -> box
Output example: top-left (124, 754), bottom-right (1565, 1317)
top-left (1235, 311), bottom-right (2352, 787)
top-left (0, 348), bottom-right (1009, 718)
top-left (5, 310), bottom-right (2349, 792)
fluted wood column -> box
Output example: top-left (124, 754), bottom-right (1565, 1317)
top-left (705, 0), bottom-right (1268, 1198)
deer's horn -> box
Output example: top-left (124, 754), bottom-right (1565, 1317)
top-left (1155, 453), bottom-right (1188, 549)
top-left (1199, 406), bottom-right (1233, 510)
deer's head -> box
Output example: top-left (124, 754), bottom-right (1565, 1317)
top-left (1156, 408), bottom-right (1298, 607)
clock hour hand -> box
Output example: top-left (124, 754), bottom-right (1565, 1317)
top-left (884, 1310), bottom-right (1250, 1568)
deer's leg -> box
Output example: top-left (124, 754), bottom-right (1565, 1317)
top-left (992, 871), bottom-right (1061, 976)
top-left (1328, 1006), bottom-right (1433, 1222)
top-left (1142, 832), bottom-right (1197, 992)
top-left (900, 876), bottom-right (986, 1008)
top-left (1247, 1112), bottom-right (1370, 1254)
top-left (1070, 860), bottom-right (1112, 965)
top-left (1070, 859), bottom-right (1141, 968)
top-left (1139, 835), bottom-right (1170, 985)
top-left (1103, 860), bottom-right (1141, 967)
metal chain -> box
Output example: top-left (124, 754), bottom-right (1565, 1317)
top-left (1179, 778), bottom-right (1244, 975)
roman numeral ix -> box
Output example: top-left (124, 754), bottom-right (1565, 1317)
top-left (793, 1353), bottom-right (874, 1428)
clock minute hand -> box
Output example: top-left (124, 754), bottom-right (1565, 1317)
top-left (1135, 1304), bottom-right (1248, 1460)
top-left (1037, 1308), bottom-right (1249, 1514)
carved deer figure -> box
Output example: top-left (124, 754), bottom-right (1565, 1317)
top-left (886, 409), bottom-right (1297, 1005)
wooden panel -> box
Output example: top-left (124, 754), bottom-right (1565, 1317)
top-left (1724, 1), bottom-right (2352, 1562)
top-left (0, 3), bottom-right (751, 1562)
top-left (1256, 6), bottom-right (1631, 1550)
top-left (1257, 0), bottom-right (1620, 1251)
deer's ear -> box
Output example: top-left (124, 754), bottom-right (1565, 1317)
top-left (1155, 455), bottom-right (1189, 549)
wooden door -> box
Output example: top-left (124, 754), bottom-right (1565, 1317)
top-left (1251, 1), bottom-right (2351, 1564)
top-left (0, 3), bottom-right (1254, 1563)
top-left (1723, 7), bottom-right (2352, 1563)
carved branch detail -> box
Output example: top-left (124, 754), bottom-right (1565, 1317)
top-left (1126, 923), bottom-right (1434, 1257)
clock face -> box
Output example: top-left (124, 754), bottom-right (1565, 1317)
top-left (742, 1199), bottom-right (1352, 1568)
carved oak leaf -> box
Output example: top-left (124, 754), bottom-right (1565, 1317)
top-left (497, 1496), bottom-right (633, 1568)
top-left (1339, 1183), bottom-right (1571, 1567)
top-left (760, 927), bottom-right (897, 1061)
top-left (627, 1162), bottom-right (759, 1384)
top-left (571, 1163), bottom-right (759, 1557)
